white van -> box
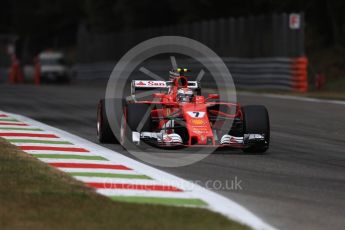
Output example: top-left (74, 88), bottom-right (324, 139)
top-left (39, 51), bottom-right (69, 82)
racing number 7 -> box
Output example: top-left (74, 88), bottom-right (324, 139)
top-left (193, 112), bottom-right (200, 117)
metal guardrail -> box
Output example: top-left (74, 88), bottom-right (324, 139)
top-left (73, 57), bottom-right (308, 92)
top-left (0, 68), bottom-right (8, 83)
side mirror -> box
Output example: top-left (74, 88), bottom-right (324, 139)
top-left (206, 94), bottom-right (220, 100)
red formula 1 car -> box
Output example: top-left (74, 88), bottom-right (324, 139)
top-left (97, 68), bottom-right (270, 153)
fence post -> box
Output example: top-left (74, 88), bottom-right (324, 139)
top-left (9, 55), bottom-right (23, 84)
top-left (34, 56), bottom-right (41, 85)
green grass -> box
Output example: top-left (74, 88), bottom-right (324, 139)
top-left (0, 138), bottom-right (250, 230)
top-left (7, 139), bottom-right (72, 145)
top-left (31, 153), bottom-right (107, 161)
top-left (110, 196), bottom-right (207, 206)
top-left (0, 127), bottom-right (43, 131)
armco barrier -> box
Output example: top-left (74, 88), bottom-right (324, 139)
top-left (0, 68), bottom-right (8, 83)
top-left (73, 57), bottom-right (308, 92)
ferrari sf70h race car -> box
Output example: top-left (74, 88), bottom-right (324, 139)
top-left (97, 68), bottom-right (270, 153)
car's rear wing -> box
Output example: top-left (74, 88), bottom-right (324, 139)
top-left (131, 80), bottom-right (200, 96)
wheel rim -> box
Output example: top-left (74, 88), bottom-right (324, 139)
top-left (120, 107), bottom-right (127, 146)
top-left (97, 105), bottom-right (102, 137)
top-left (120, 116), bottom-right (125, 146)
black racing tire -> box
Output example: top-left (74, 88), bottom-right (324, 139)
top-left (196, 88), bottom-right (202, 96)
top-left (242, 105), bottom-right (270, 153)
top-left (121, 103), bottom-right (151, 147)
top-left (97, 99), bottom-right (118, 143)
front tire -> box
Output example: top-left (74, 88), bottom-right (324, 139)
top-left (242, 105), bottom-right (270, 153)
top-left (97, 99), bottom-right (118, 143)
top-left (121, 103), bottom-right (151, 147)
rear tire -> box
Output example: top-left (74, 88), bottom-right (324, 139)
top-left (97, 99), bottom-right (118, 143)
top-left (242, 105), bottom-right (270, 153)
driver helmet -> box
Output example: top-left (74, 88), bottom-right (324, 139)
top-left (169, 68), bottom-right (189, 79)
top-left (177, 88), bottom-right (194, 102)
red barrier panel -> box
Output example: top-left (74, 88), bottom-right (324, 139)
top-left (291, 57), bottom-right (308, 92)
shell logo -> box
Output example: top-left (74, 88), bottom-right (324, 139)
top-left (163, 136), bottom-right (172, 142)
top-left (191, 119), bottom-right (205, 126)
top-left (136, 81), bottom-right (146, 86)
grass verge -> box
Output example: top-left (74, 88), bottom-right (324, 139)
top-left (0, 138), bottom-right (249, 230)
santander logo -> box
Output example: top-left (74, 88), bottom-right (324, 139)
top-left (136, 81), bottom-right (146, 86)
top-left (148, 81), bottom-right (165, 86)
top-left (163, 136), bottom-right (172, 142)
top-left (135, 81), bottom-right (166, 87)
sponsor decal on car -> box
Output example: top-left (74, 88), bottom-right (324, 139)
top-left (193, 130), bottom-right (209, 135)
top-left (163, 135), bottom-right (173, 142)
top-left (191, 119), bottom-right (205, 126)
top-left (187, 111), bottom-right (205, 118)
top-left (135, 81), bottom-right (146, 86)
top-left (134, 80), bottom-right (167, 87)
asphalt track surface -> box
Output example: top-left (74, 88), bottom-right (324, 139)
top-left (1, 84), bottom-right (344, 230)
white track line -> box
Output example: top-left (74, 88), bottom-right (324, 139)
top-left (75, 177), bottom-right (165, 185)
top-left (59, 168), bottom-right (142, 175)
top-left (2, 111), bottom-right (277, 230)
top-left (23, 149), bottom-right (92, 154)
